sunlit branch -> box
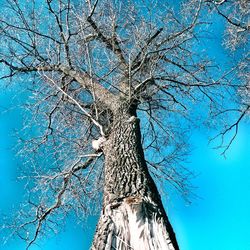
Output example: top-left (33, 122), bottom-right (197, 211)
top-left (42, 73), bottom-right (105, 136)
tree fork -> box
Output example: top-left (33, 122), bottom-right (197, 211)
top-left (92, 108), bottom-right (179, 250)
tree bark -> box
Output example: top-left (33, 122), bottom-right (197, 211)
top-left (91, 108), bottom-right (179, 250)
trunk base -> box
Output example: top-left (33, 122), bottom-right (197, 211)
top-left (92, 196), bottom-right (175, 250)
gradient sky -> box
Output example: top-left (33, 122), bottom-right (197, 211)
top-left (0, 1), bottom-right (250, 250)
top-left (1, 87), bottom-right (249, 250)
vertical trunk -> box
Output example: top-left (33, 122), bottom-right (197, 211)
top-left (91, 110), bottom-right (179, 250)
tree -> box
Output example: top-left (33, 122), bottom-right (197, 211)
top-left (0, 0), bottom-right (249, 249)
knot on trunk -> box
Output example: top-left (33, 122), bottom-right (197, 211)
top-left (92, 136), bottom-right (107, 151)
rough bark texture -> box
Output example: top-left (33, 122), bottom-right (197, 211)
top-left (91, 107), bottom-right (179, 250)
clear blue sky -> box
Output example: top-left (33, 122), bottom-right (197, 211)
top-left (0, 1), bottom-right (250, 250)
top-left (1, 87), bottom-right (249, 250)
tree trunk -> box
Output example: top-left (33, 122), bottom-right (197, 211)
top-left (91, 109), bottom-right (179, 250)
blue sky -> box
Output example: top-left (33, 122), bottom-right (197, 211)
top-left (0, 1), bottom-right (250, 249)
top-left (0, 84), bottom-right (250, 250)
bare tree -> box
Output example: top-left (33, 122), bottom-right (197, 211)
top-left (0, 0), bottom-right (249, 249)
top-left (205, 0), bottom-right (250, 154)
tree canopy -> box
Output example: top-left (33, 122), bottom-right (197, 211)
top-left (0, 0), bottom-right (249, 248)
